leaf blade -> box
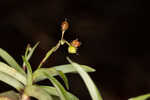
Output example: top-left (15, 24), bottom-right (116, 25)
top-left (22, 56), bottom-right (32, 86)
top-left (0, 91), bottom-right (20, 100)
top-left (129, 94), bottom-right (150, 100)
top-left (0, 72), bottom-right (24, 91)
top-left (67, 57), bottom-right (103, 100)
top-left (24, 85), bottom-right (52, 100)
top-left (26, 42), bottom-right (40, 61)
top-left (40, 86), bottom-right (79, 100)
top-left (57, 70), bottom-right (69, 90)
top-left (44, 72), bottom-right (70, 100)
top-left (33, 64), bottom-right (95, 83)
top-left (0, 62), bottom-right (26, 85)
top-left (0, 48), bottom-right (25, 75)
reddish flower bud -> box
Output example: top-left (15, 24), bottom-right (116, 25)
top-left (61, 20), bottom-right (69, 31)
top-left (71, 39), bottom-right (81, 48)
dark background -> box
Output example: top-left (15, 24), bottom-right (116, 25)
top-left (0, 0), bottom-right (147, 100)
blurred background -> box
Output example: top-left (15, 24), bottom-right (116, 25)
top-left (0, 0), bottom-right (147, 100)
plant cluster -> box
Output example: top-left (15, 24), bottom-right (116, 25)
top-left (0, 20), bottom-right (147, 100)
top-left (0, 20), bottom-right (103, 100)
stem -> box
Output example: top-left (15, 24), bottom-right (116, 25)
top-left (61, 31), bottom-right (65, 40)
top-left (37, 30), bottom-right (69, 69)
top-left (60, 31), bottom-right (65, 45)
top-left (64, 40), bottom-right (71, 46)
top-left (37, 41), bottom-right (61, 69)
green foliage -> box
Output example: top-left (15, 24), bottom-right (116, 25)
top-left (22, 56), bottom-right (33, 86)
top-left (129, 94), bottom-right (150, 100)
top-left (40, 86), bottom-right (79, 100)
top-left (0, 62), bottom-right (26, 85)
top-left (0, 43), bottom-right (102, 100)
top-left (67, 57), bottom-right (103, 100)
top-left (24, 85), bottom-right (53, 100)
top-left (44, 73), bottom-right (70, 100)
top-left (0, 91), bottom-right (20, 100)
top-left (32, 64), bottom-right (95, 83)
top-left (57, 70), bottom-right (69, 90)
top-left (0, 48), bottom-right (25, 76)
top-left (0, 20), bottom-right (103, 100)
top-left (0, 72), bottom-right (24, 91)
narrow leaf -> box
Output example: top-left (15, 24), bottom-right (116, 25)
top-left (24, 85), bottom-right (52, 100)
top-left (0, 72), bottom-right (24, 91)
top-left (22, 56), bottom-right (32, 86)
top-left (0, 91), bottom-right (20, 100)
top-left (23, 42), bottom-right (40, 70)
top-left (44, 72), bottom-right (70, 100)
top-left (57, 70), bottom-right (69, 90)
top-left (0, 48), bottom-right (25, 75)
top-left (25, 44), bottom-right (31, 58)
top-left (33, 67), bottom-right (57, 83)
top-left (0, 62), bottom-right (26, 85)
top-left (67, 57), bottom-right (103, 100)
top-left (40, 86), bottom-right (79, 100)
top-left (33, 64), bottom-right (95, 83)
top-left (26, 42), bottom-right (40, 61)
top-left (55, 64), bottom-right (96, 72)
top-left (128, 94), bottom-right (150, 100)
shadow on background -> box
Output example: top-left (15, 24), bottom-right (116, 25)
top-left (0, 0), bottom-right (147, 100)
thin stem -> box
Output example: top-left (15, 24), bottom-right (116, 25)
top-left (37, 30), bottom-right (69, 69)
top-left (64, 40), bottom-right (71, 46)
top-left (61, 31), bottom-right (65, 40)
top-left (37, 41), bottom-right (61, 69)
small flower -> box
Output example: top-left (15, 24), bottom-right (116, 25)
top-left (68, 46), bottom-right (77, 54)
top-left (71, 39), bottom-right (81, 48)
top-left (61, 20), bottom-right (69, 31)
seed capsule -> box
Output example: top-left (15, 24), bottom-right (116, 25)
top-left (68, 46), bottom-right (77, 54)
top-left (71, 39), bottom-right (81, 48)
top-left (61, 20), bottom-right (69, 31)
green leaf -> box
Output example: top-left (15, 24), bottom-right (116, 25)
top-left (24, 85), bottom-right (52, 100)
top-left (26, 42), bottom-right (40, 61)
top-left (0, 72), bottom-right (24, 91)
top-left (33, 64), bottom-right (95, 83)
top-left (25, 44), bottom-right (30, 58)
top-left (40, 86), bottom-right (79, 100)
top-left (67, 57), bottom-right (103, 100)
top-left (0, 48), bottom-right (25, 76)
top-left (23, 42), bottom-right (40, 70)
top-left (33, 67), bottom-right (58, 83)
top-left (22, 56), bottom-right (32, 86)
top-left (0, 91), bottom-right (20, 100)
top-left (128, 94), bottom-right (150, 100)
top-left (57, 70), bottom-right (69, 90)
top-left (55, 64), bottom-right (96, 73)
top-left (0, 62), bottom-right (26, 85)
top-left (44, 72), bottom-right (70, 100)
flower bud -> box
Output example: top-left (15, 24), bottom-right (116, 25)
top-left (71, 39), bottom-right (81, 48)
top-left (61, 20), bottom-right (69, 31)
top-left (68, 46), bottom-right (77, 54)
